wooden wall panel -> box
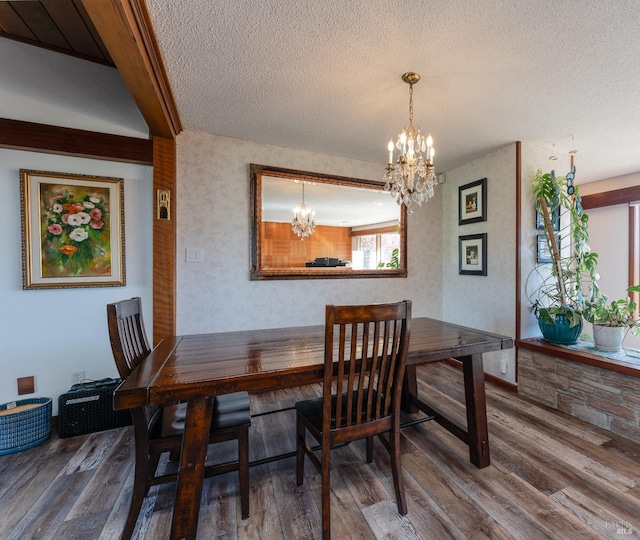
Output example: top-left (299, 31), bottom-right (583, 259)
top-left (82, 0), bottom-right (181, 343)
top-left (152, 136), bottom-right (176, 344)
top-left (261, 222), bottom-right (351, 268)
top-left (0, 118), bottom-right (152, 164)
top-left (81, 0), bottom-right (181, 138)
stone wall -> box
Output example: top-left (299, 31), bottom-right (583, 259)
top-left (518, 348), bottom-right (640, 443)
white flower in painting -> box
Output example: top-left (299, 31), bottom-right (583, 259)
top-left (77, 212), bottom-right (91, 224)
top-left (83, 201), bottom-right (95, 209)
top-left (69, 227), bottom-right (89, 242)
top-left (89, 196), bottom-right (101, 204)
top-left (53, 203), bottom-right (63, 213)
top-left (67, 214), bottom-right (83, 226)
top-left (68, 212), bottom-right (91, 226)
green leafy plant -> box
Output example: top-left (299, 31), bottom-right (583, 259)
top-left (378, 248), bottom-right (400, 269)
top-left (583, 285), bottom-right (640, 336)
top-left (528, 168), bottom-right (599, 327)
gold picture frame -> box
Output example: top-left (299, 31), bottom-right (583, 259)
top-left (20, 169), bottom-right (125, 289)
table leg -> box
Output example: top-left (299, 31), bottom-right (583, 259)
top-left (461, 354), bottom-right (490, 468)
top-left (401, 365), bottom-right (418, 413)
top-left (170, 395), bottom-right (214, 540)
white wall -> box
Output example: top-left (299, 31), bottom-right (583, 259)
top-left (0, 37), bottom-right (153, 415)
top-left (588, 205), bottom-right (629, 299)
top-left (580, 172), bottom-right (640, 196)
top-left (580, 172), bottom-right (640, 348)
top-left (443, 144), bottom-right (517, 382)
top-left (0, 39), bottom-right (148, 137)
top-left (0, 149), bottom-right (153, 414)
top-left (175, 130), bottom-right (443, 333)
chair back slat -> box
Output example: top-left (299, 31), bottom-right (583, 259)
top-left (323, 301), bottom-right (411, 433)
top-left (106, 297), bottom-right (251, 536)
top-left (107, 297), bottom-right (151, 379)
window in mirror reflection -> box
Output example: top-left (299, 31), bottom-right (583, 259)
top-left (351, 225), bottom-right (401, 269)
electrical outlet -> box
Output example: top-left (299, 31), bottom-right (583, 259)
top-left (17, 376), bottom-right (35, 395)
top-left (71, 371), bottom-right (85, 385)
top-left (499, 358), bottom-right (508, 374)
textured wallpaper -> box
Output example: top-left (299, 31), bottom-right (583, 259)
top-left (443, 144), bottom-right (518, 382)
top-left (176, 130), bottom-right (443, 334)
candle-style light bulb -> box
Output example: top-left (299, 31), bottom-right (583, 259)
top-left (387, 140), bottom-right (394, 164)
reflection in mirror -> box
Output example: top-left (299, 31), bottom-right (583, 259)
top-left (250, 164), bottom-right (407, 280)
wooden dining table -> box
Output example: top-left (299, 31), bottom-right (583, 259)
top-left (114, 317), bottom-right (513, 540)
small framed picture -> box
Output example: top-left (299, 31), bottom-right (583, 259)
top-left (20, 169), bottom-right (125, 289)
top-left (459, 233), bottom-right (487, 275)
top-left (535, 204), bottom-right (560, 231)
top-left (458, 178), bottom-right (487, 225)
top-left (537, 233), bottom-right (560, 263)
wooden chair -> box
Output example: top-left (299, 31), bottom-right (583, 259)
top-left (107, 297), bottom-right (250, 539)
top-left (295, 300), bottom-right (412, 539)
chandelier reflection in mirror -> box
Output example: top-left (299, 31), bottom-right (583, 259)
top-left (384, 72), bottom-right (437, 213)
top-left (291, 182), bottom-right (316, 240)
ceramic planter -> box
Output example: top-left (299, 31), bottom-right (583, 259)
top-left (592, 324), bottom-right (625, 352)
top-left (537, 313), bottom-right (583, 344)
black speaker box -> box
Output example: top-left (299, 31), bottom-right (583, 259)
top-left (58, 378), bottom-right (131, 438)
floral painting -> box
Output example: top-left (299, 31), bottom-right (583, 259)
top-left (21, 170), bottom-right (125, 289)
top-left (40, 183), bottom-right (111, 277)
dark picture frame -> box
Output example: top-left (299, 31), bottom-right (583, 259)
top-left (535, 204), bottom-right (560, 231)
top-left (459, 233), bottom-right (487, 276)
top-left (458, 178), bottom-right (487, 225)
top-left (537, 233), bottom-right (560, 263)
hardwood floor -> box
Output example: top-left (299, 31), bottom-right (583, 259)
top-left (2, 362), bottom-right (640, 539)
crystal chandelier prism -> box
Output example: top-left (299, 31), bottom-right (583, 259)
top-left (291, 182), bottom-right (316, 240)
top-left (384, 72), bottom-right (437, 213)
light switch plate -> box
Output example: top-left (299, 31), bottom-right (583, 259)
top-left (186, 248), bottom-right (204, 263)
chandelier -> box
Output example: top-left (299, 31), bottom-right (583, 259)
top-left (384, 72), bottom-right (437, 212)
top-left (291, 182), bottom-right (316, 240)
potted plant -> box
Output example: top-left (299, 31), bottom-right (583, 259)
top-left (528, 167), bottom-right (600, 344)
top-left (583, 285), bottom-right (640, 351)
top-left (378, 248), bottom-right (400, 269)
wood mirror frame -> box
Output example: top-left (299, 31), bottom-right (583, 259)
top-left (250, 164), bottom-right (407, 280)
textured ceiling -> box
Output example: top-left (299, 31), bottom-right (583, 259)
top-left (145, 0), bottom-right (640, 184)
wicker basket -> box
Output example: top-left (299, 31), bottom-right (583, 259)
top-left (0, 398), bottom-right (52, 455)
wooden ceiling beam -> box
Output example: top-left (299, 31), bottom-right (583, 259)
top-left (80, 0), bottom-right (181, 138)
top-left (582, 185), bottom-right (640, 209)
top-left (0, 117), bottom-right (153, 164)
top-left (81, 0), bottom-right (178, 343)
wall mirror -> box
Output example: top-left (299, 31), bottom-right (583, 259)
top-left (250, 164), bottom-right (407, 280)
